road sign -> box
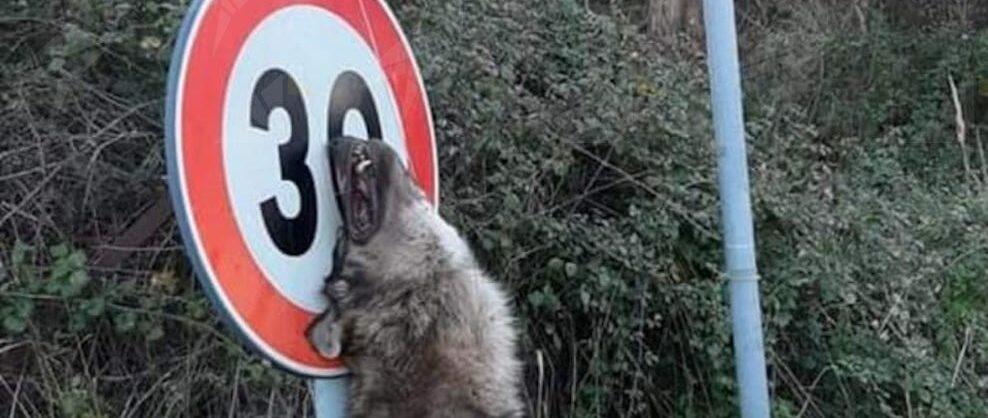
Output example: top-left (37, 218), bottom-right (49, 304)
top-left (165, 0), bottom-right (437, 377)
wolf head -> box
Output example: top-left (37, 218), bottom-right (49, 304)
top-left (328, 137), bottom-right (424, 243)
top-left (327, 137), bottom-right (464, 288)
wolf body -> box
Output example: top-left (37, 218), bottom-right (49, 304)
top-left (307, 138), bottom-right (524, 418)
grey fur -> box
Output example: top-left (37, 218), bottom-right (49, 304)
top-left (308, 138), bottom-right (524, 418)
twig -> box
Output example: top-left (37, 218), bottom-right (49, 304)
top-left (561, 139), bottom-right (717, 240)
top-left (0, 16), bottom-right (52, 25)
top-left (0, 167), bottom-right (44, 183)
top-left (950, 324), bottom-right (973, 388)
top-left (976, 127), bottom-right (987, 187)
top-left (948, 75), bottom-right (975, 185)
top-left (121, 366), bottom-right (181, 418)
top-left (904, 376), bottom-right (913, 418)
top-left (82, 130), bottom-right (153, 209)
top-left (0, 144), bottom-right (40, 162)
top-left (266, 387), bottom-right (277, 418)
top-left (0, 163), bottom-right (64, 228)
top-left (55, 69), bottom-right (163, 128)
top-left (535, 349), bottom-right (545, 418)
top-left (0, 365), bottom-right (29, 418)
top-left (0, 340), bottom-right (30, 356)
top-left (228, 361), bottom-right (242, 418)
top-left (796, 366), bottom-right (834, 418)
top-left (0, 201), bottom-right (44, 226)
top-left (774, 353), bottom-right (824, 418)
top-left (854, 0), bottom-right (868, 33)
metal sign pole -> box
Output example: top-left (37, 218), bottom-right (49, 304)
top-left (311, 377), bottom-right (349, 417)
top-left (700, 1), bottom-right (772, 417)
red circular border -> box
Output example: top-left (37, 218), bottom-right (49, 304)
top-left (178, 0), bottom-right (436, 373)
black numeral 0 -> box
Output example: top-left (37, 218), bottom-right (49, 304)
top-left (328, 71), bottom-right (382, 140)
top-left (250, 69), bottom-right (382, 256)
top-left (251, 69), bottom-right (317, 256)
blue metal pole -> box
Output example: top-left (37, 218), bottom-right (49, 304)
top-left (311, 377), bottom-right (349, 417)
top-left (700, 1), bottom-right (771, 417)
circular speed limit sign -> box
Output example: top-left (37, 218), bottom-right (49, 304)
top-left (165, 0), bottom-right (437, 377)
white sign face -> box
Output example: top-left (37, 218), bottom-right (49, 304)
top-left (223, 6), bottom-right (409, 313)
top-left (166, 0), bottom-right (437, 377)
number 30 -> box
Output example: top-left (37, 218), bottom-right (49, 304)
top-left (250, 69), bottom-right (382, 256)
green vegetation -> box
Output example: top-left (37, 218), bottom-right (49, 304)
top-left (1, 1), bottom-right (986, 416)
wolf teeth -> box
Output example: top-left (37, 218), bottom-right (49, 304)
top-left (356, 159), bottom-right (372, 174)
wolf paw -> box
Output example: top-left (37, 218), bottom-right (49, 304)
top-left (306, 312), bottom-right (343, 359)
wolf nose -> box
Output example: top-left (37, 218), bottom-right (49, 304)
top-left (328, 137), bottom-right (353, 164)
top-left (328, 136), bottom-right (363, 158)
top-left (327, 137), bottom-right (344, 154)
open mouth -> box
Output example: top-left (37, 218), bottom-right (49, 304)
top-left (331, 139), bottom-right (380, 244)
top-left (349, 150), bottom-right (375, 240)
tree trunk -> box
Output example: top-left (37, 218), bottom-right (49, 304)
top-left (881, 0), bottom-right (988, 29)
top-left (647, 0), bottom-right (702, 42)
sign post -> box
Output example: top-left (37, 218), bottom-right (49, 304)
top-left (311, 379), bottom-right (350, 417)
top-left (701, 1), bottom-right (771, 417)
top-left (165, 0), bottom-right (437, 414)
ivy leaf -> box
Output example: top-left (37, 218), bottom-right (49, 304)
top-left (13, 299), bottom-right (33, 317)
top-left (547, 258), bottom-right (564, 272)
top-left (50, 259), bottom-right (74, 281)
top-left (65, 270), bottom-right (90, 297)
top-left (82, 297), bottom-right (105, 318)
top-left (146, 325), bottom-right (165, 342)
top-left (50, 244), bottom-right (69, 259)
top-left (67, 250), bottom-right (87, 269)
top-left (564, 262), bottom-right (579, 278)
top-left (579, 287), bottom-right (591, 307)
top-left (2, 316), bottom-right (27, 334)
top-left (114, 311), bottom-right (137, 333)
top-left (11, 240), bottom-right (30, 268)
top-left (184, 299), bottom-right (208, 320)
top-left (527, 291), bottom-right (546, 308)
